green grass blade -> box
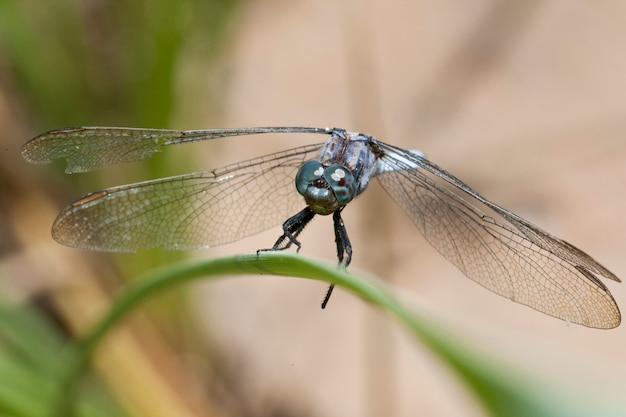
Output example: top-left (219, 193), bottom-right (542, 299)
top-left (56, 252), bottom-right (625, 417)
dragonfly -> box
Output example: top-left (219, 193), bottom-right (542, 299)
top-left (21, 126), bottom-right (621, 328)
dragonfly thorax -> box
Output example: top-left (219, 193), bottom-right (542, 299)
top-left (295, 160), bottom-right (357, 215)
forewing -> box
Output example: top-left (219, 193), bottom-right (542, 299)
top-left (21, 126), bottom-right (330, 173)
top-left (375, 143), bottom-right (620, 329)
top-left (52, 144), bottom-right (324, 252)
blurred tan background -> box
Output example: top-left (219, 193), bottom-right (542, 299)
top-left (2, 1), bottom-right (626, 416)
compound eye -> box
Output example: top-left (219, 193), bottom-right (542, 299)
top-left (295, 160), bottom-right (324, 196)
top-left (323, 165), bottom-right (356, 205)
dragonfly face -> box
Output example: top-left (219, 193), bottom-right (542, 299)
top-left (295, 160), bottom-right (356, 213)
top-left (295, 129), bottom-right (380, 214)
top-left (21, 126), bottom-right (622, 328)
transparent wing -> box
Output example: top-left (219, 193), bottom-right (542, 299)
top-left (21, 126), bottom-right (330, 173)
top-left (51, 143), bottom-right (324, 252)
top-left (375, 142), bottom-right (620, 329)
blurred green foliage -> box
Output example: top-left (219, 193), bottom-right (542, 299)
top-left (0, 299), bottom-right (129, 417)
top-left (1, 1), bottom-right (240, 416)
top-left (0, 0), bottom-right (238, 128)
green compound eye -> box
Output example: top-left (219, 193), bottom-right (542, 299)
top-left (295, 160), bottom-right (324, 195)
top-left (323, 164), bottom-right (357, 205)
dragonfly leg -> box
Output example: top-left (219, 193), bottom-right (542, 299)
top-left (258, 207), bottom-right (316, 255)
top-left (333, 208), bottom-right (352, 269)
top-left (321, 208), bottom-right (352, 309)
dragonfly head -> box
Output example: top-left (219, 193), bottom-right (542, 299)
top-left (295, 160), bottom-right (357, 215)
